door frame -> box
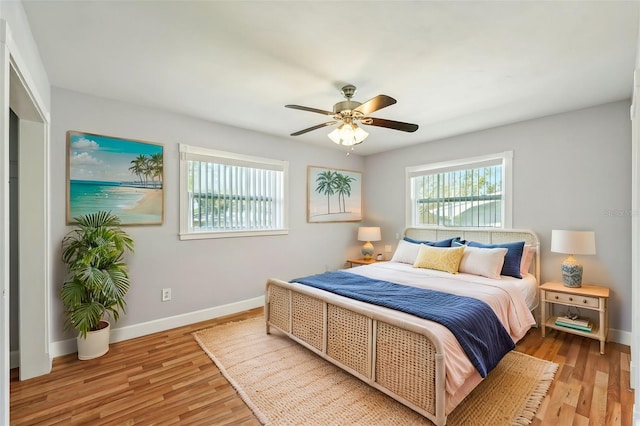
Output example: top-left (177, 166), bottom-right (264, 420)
top-left (0, 19), bottom-right (51, 423)
top-left (632, 68), bottom-right (640, 425)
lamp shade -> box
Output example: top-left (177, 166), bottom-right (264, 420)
top-left (550, 230), bottom-right (596, 255)
top-left (328, 123), bottom-right (368, 146)
top-left (358, 227), bottom-right (381, 242)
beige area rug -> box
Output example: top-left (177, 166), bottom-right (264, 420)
top-left (194, 317), bottom-right (557, 425)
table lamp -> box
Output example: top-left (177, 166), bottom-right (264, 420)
top-left (358, 227), bottom-right (381, 259)
top-left (550, 230), bottom-right (596, 287)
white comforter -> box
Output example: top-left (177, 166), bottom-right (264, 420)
top-left (343, 261), bottom-right (536, 405)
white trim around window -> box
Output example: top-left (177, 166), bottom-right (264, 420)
top-left (405, 151), bottom-right (513, 229)
top-left (179, 144), bottom-right (289, 240)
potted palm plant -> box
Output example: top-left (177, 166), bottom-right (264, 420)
top-left (61, 211), bottom-right (134, 360)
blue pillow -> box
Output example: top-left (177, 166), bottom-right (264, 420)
top-left (467, 241), bottom-right (525, 279)
top-left (403, 236), bottom-right (460, 247)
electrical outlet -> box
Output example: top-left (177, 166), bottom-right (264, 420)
top-left (161, 288), bottom-right (171, 302)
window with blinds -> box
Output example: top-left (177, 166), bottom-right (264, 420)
top-left (406, 152), bottom-right (512, 228)
top-left (179, 144), bottom-right (288, 239)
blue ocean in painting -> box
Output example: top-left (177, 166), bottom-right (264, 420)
top-left (69, 180), bottom-right (160, 224)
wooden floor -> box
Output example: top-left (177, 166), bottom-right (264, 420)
top-left (10, 308), bottom-right (633, 425)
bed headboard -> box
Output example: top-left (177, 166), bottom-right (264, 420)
top-left (403, 227), bottom-right (541, 282)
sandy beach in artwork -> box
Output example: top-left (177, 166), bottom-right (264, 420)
top-left (121, 187), bottom-right (163, 215)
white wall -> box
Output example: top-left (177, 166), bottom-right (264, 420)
top-left (364, 101), bottom-right (632, 338)
top-left (50, 87), bottom-right (365, 343)
top-left (50, 90), bottom-right (634, 348)
top-left (0, 1), bottom-right (50, 107)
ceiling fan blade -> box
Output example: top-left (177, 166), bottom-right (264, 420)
top-left (291, 121), bottom-right (338, 136)
top-left (285, 104), bottom-right (335, 116)
top-left (354, 95), bottom-right (397, 115)
top-left (363, 117), bottom-right (419, 133)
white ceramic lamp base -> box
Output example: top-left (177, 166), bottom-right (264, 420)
top-left (361, 241), bottom-right (374, 259)
top-left (561, 256), bottom-right (583, 288)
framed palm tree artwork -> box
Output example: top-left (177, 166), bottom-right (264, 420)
top-left (66, 131), bottom-right (164, 225)
top-left (307, 166), bottom-right (362, 223)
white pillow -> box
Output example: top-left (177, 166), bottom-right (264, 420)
top-left (458, 246), bottom-right (508, 279)
top-left (390, 240), bottom-right (422, 264)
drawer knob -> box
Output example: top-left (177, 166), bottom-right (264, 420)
top-left (569, 297), bottom-right (573, 301)
top-left (583, 299), bottom-right (588, 304)
top-left (555, 296), bottom-right (559, 300)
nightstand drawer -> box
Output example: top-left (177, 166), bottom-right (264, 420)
top-left (545, 291), bottom-right (599, 308)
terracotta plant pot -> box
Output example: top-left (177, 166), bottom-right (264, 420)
top-left (77, 320), bottom-right (110, 360)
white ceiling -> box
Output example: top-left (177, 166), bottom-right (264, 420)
top-left (22, 1), bottom-right (640, 155)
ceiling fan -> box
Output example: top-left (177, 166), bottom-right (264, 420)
top-left (285, 84), bottom-right (419, 147)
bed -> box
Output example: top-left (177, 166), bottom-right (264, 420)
top-left (264, 227), bottom-right (540, 425)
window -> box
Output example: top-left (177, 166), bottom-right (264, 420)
top-left (179, 144), bottom-right (288, 239)
top-left (406, 151), bottom-right (512, 228)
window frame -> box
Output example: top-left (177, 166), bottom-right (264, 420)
top-left (405, 151), bottom-right (513, 229)
top-left (179, 143), bottom-right (289, 240)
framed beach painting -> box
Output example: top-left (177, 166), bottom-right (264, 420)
top-left (307, 166), bottom-right (362, 223)
top-left (66, 131), bottom-right (164, 225)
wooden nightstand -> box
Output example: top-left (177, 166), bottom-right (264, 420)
top-left (540, 281), bottom-right (609, 354)
top-left (346, 258), bottom-right (386, 267)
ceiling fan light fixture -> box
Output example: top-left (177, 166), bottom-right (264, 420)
top-left (353, 125), bottom-right (368, 143)
top-left (328, 123), bottom-right (368, 146)
top-left (286, 84), bottom-right (417, 145)
top-left (328, 127), bottom-right (342, 144)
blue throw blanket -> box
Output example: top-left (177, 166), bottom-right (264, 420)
top-left (293, 271), bottom-right (515, 377)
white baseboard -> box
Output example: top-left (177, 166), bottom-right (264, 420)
top-left (608, 328), bottom-right (632, 347)
top-left (50, 296), bottom-right (264, 358)
top-left (41, 301), bottom-right (635, 360)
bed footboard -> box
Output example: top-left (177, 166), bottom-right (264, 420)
top-left (265, 278), bottom-right (447, 426)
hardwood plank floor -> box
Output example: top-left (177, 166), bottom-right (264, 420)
top-left (11, 308), bottom-right (633, 425)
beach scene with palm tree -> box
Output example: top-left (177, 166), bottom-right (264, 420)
top-left (67, 132), bottom-right (163, 224)
top-left (308, 167), bottom-right (361, 222)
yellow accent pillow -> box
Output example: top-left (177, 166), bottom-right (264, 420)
top-left (413, 245), bottom-right (465, 274)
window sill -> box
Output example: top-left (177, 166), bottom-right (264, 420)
top-left (179, 229), bottom-right (289, 240)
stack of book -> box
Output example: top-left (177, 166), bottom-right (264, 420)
top-left (555, 316), bottom-right (592, 332)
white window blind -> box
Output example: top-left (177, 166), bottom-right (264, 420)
top-left (406, 152), bottom-right (512, 228)
top-left (179, 144), bottom-right (288, 239)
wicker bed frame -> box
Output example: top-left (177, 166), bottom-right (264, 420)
top-left (265, 227), bottom-right (540, 425)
